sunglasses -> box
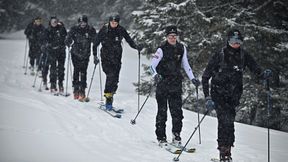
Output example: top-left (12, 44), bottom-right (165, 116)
top-left (34, 19), bottom-right (42, 23)
top-left (51, 19), bottom-right (58, 24)
top-left (167, 34), bottom-right (177, 39)
top-left (228, 38), bottom-right (243, 45)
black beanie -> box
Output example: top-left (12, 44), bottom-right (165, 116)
top-left (227, 29), bottom-right (243, 41)
top-left (109, 14), bottom-right (120, 22)
top-left (78, 15), bottom-right (88, 23)
top-left (165, 25), bottom-right (178, 35)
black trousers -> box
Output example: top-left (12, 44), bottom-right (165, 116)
top-left (71, 54), bottom-right (89, 91)
top-left (28, 42), bottom-right (42, 67)
top-left (100, 47), bottom-right (122, 94)
top-left (215, 102), bottom-right (236, 147)
top-left (155, 79), bottom-right (183, 140)
top-left (101, 60), bottom-right (121, 94)
top-left (49, 48), bottom-right (66, 85)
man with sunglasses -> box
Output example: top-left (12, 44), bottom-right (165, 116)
top-left (150, 25), bottom-right (200, 146)
top-left (202, 29), bottom-right (271, 162)
top-left (24, 17), bottom-right (46, 75)
top-left (42, 16), bottom-right (67, 93)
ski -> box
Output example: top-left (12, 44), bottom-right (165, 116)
top-left (53, 92), bottom-right (70, 97)
top-left (211, 158), bottom-right (233, 162)
top-left (167, 143), bottom-right (196, 153)
top-left (98, 104), bottom-right (122, 118)
top-left (165, 143), bottom-right (182, 154)
top-left (154, 141), bottom-right (196, 154)
top-left (211, 158), bottom-right (220, 162)
top-left (97, 103), bottom-right (124, 114)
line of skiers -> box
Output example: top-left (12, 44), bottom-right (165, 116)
top-left (24, 14), bottom-right (272, 162)
top-left (24, 14), bottom-right (142, 102)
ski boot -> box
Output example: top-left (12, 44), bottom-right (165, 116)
top-left (78, 87), bottom-right (86, 102)
top-left (73, 85), bottom-right (79, 99)
top-left (104, 92), bottom-right (113, 111)
top-left (43, 81), bottom-right (49, 91)
top-left (37, 70), bottom-right (42, 78)
top-left (30, 67), bottom-right (35, 76)
top-left (43, 77), bottom-right (49, 90)
top-left (172, 132), bottom-right (182, 148)
top-left (58, 82), bottom-right (64, 95)
top-left (157, 137), bottom-right (168, 147)
top-left (218, 146), bottom-right (232, 162)
top-left (50, 83), bottom-right (58, 95)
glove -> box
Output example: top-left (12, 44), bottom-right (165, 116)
top-left (136, 44), bottom-right (144, 52)
top-left (41, 44), bottom-right (47, 52)
top-left (94, 56), bottom-right (99, 65)
top-left (154, 74), bottom-right (162, 84)
top-left (40, 43), bottom-right (49, 52)
top-left (28, 35), bottom-right (34, 40)
top-left (205, 96), bottom-right (215, 110)
top-left (191, 78), bottom-right (200, 87)
top-left (263, 69), bottom-right (272, 79)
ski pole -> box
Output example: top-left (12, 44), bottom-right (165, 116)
top-left (24, 40), bottom-right (30, 75)
top-left (196, 86), bottom-right (201, 144)
top-left (32, 52), bottom-right (44, 88)
top-left (23, 38), bottom-right (28, 68)
top-left (138, 50), bottom-right (141, 111)
top-left (173, 109), bottom-right (210, 162)
top-left (38, 51), bottom-right (49, 92)
top-left (265, 78), bottom-right (271, 162)
top-left (98, 47), bottom-right (103, 101)
top-left (131, 83), bottom-right (155, 125)
top-left (85, 63), bottom-right (97, 102)
top-left (64, 48), bottom-right (71, 97)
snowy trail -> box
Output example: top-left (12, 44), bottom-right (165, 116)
top-left (0, 32), bottom-right (288, 162)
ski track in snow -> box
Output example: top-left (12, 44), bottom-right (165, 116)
top-left (0, 32), bottom-right (288, 162)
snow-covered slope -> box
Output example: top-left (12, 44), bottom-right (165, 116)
top-left (0, 32), bottom-right (287, 162)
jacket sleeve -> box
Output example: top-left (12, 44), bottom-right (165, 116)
top-left (150, 48), bottom-right (163, 77)
top-left (121, 27), bottom-right (137, 49)
top-left (244, 52), bottom-right (262, 77)
top-left (61, 26), bottom-right (67, 39)
top-left (24, 23), bottom-right (32, 37)
top-left (65, 27), bottom-right (75, 46)
top-left (202, 52), bottom-right (220, 98)
top-left (89, 27), bottom-right (97, 56)
top-left (181, 46), bottom-right (195, 80)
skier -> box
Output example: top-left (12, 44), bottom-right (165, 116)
top-left (150, 25), bottom-right (200, 146)
top-left (24, 17), bottom-right (46, 75)
top-left (43, 16), bottom-right (67, 93)
top-left (202, 29), bottom-right (272, 162)
top-left (65, 15), bottom-right (97, 101)
top-left (93, 13), bottom-right (142, 110)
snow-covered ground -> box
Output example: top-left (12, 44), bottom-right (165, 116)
top-left (0, 31), bottom-right (288, 162)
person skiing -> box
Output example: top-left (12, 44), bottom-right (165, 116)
top-left (93, 13), bottom-right (142, 110)
top-left (24, 17), bottom-right (46, 75)
top-left (43, 16), bottom-right (67, 93)
top-left (150, 25), bottom-right (200, 146)
top-left (65, 15), bottom-right (97, 101)
top-left (202, 29), bottom-right (272, 162)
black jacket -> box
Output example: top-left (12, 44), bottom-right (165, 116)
top-left (45, 23), bottom-right (67, 50)
top-left (94, 23), bottom-right (137, 54)
top-left (65, 24), bottom-right (96, 59)
top-left (202, 46), bottom-right (262, 103)
top-left (24, 22), bottom-right (46, 45)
